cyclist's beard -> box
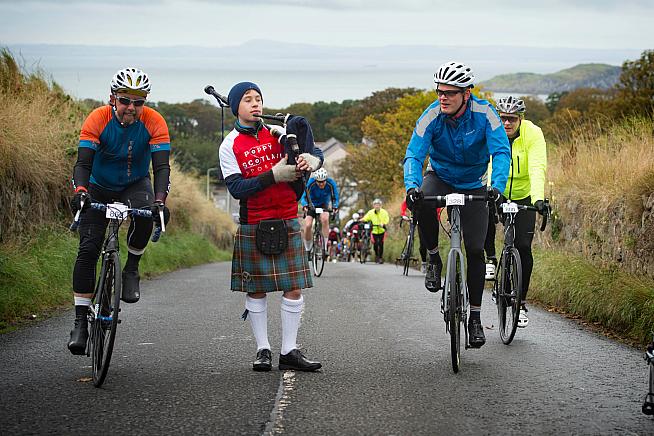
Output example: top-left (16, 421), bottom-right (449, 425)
top-left (113, 105), bottom-right (137, 126)
top-left (119, 110), bottom-right (137, 126)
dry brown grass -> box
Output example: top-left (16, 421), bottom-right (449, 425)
top-left (547, 115), bottom-right (654, 276)
top-left (0, 48), bottom-right (234, 246)
top-left (165, 165), bottom-right (235, 248)
top-left (549, 116), bottom-right (654, 216)
top-left (0, 49), bottom-right (83, 241)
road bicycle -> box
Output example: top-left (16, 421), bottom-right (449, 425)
top-left (397, 216), bottom-right (419, 275)
top-left (70, 196), bottom-right (163, 387)
top-left (358, 222), bottom-right (373, 264)
top-left (306, 207), bottom-right (332, 277)
top-left (420, 193), bottom-right (487, 373)
top-left (492, 199), bottom-right (550, 344)
top-left (643, 339), bottom-right (654, 415)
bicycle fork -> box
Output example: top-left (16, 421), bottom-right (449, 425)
top-left (441, 247), bottom-right (470, 348)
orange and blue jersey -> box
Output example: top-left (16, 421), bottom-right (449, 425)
top-left (78, 105), bottom-right (170, 191)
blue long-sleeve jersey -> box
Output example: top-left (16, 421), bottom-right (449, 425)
top-left (301, 177), bottom-right (339, 208)
top-left (403, 95), bottom-right (511, 192)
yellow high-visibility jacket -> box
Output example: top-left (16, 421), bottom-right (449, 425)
top-left (362, 208), bottom-right (390, 235)
top-left (489, 119), bottom-right (547, 202)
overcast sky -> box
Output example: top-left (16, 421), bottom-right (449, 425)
top-left (1, 0), bottom-right (653, 50)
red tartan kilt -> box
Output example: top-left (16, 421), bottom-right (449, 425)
top-left (230, 218), bottom-right (313, 293)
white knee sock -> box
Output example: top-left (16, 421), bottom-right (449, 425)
top-left (281, 296), bottom-right (304, 355)
top-left (303, 239), bottom-right (312, 251)
top-left (245, 295), bottom-right (270, 351)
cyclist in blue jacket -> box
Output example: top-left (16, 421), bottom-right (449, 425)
top-left (403, 61), bottom-right (511, 348)
top-left (301, 168), bottom-right (339, 258)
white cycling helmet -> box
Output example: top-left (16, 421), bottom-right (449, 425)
top-left (434, 61), bottom-right (475, 89)
top-left (332, 226), bottom-right (339, 232)
top-left (314, 168), bottom-right (328, 182)
top-left (352, 213), bottom-right (360, 220)
top-left (110, 67), bottom-right (151, 96)
top-left (373, 198), bottom-right (382, 205)
top-left (496, 96), bottom-right (526, 115)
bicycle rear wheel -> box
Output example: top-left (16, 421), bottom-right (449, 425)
top-left (403, 224), bottom-right (415, 276)
top-left (497, 247), bottom-right (522, 345)
top-left (449, 257), bottom-right (462, 373)
top-left (313, 233), bottom-right (325, 277)
top-left (91, 251), bottom-right (121, 387)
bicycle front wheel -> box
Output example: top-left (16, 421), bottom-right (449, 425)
top-left (91, 251), bottom-right (121, 387)
top-left (449, 257), bottom-right (462, 373)
top-left (360, 238), bottom-right (369, 264)
top-left (497, 247), bottom-right (522, 345)
top-left (313, 233), bottom-right (325, 277)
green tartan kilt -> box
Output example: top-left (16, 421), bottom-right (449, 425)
top-left (231, 218), bottom-right (313, 293)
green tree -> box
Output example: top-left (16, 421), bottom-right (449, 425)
top-left (615, 49), bottom-right (654, 116)
top-left (338, 91), bottom-right (435, 201)
top-left (545, 92), bottom-right (568, 113)
top-left (325, 88), bottom-right (422, 143)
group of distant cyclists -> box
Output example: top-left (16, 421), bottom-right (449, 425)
top-left (300, 168), bottom-right (392, 264)
top-left (66, 59), bottom-right (547, 373)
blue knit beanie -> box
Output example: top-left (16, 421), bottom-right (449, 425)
top-left (228, 81), bottom-right (262, 117)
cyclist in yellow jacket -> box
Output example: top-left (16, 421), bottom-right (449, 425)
top-left (485, 96), bottom-right (547, 328)
top-left (362, 198), bottom-right (390, 264)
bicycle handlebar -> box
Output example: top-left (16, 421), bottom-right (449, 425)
top-left (498, 199), bottom-right (550, 231)
top-left (422, 194), bottom-right (488, 205)
top-left (69, 200), bottom-right (164, 242)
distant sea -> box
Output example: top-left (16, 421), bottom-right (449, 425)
top-left (30, 67), bottom-right (550, 107)
top-left (36, 66), bottom-right (439, 108)
top-left (10, 42), bottom-right (634, 107)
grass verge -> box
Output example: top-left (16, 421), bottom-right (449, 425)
top-left (0, 226), bottom-right (230, 333)
top-left (530, 248), bottom-right (654, 346)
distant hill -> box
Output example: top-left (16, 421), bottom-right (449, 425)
top-left (481, 63), bottom-right (621, 94)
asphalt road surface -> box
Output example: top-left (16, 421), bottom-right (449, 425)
top-left (1, 261), bottom-right (651, 435)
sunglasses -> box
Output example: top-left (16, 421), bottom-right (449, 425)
top-left (116, 96), bottom-right (146, 107)
top-left (436, 89), bottom-right (464, 98)
top-left (500, 115), bottom-right (520, 123)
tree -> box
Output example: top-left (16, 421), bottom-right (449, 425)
top-left (615, 49), bottom-right (654, 116)
top-left (325, 88), bottom-right (422, 143)
top-left (545, 92), bottom-right (568, 113)
top-left (520, 96), bottom-right (550, 125)
top-left (338, 91), bottom-right (435, 201)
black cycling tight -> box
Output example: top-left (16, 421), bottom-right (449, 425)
top-left (73, 178), bottom-right (154, 294)
top-left (417, 172), bottom-right (488, 307)
top-left (372, 233), bottom-right (384, 259)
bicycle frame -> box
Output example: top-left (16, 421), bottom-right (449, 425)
top-left (419, 193), bottom-right (487, 372)
top-left (89, 218), bottom-right (120, 324)
top-left (441, 203), bottom-right (469, 347)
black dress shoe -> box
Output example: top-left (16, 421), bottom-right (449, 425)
top-left (468, 319), bottom-right (486, 348)
top-left (253, 349), bottom-right (272, 372)
top-left (121, 270), bottom-right (140, 303)
top-left (67, 316), bottom-right (88, 355)
top-left (279, 349), bottom-right (322, 372)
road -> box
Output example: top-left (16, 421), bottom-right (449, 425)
top-left (0, 261), bottom-right (651, 435)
